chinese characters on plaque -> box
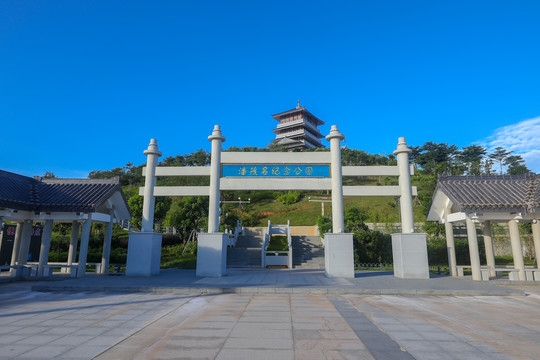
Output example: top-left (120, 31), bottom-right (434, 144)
top-left (222, 164), bottom-right (330, 178)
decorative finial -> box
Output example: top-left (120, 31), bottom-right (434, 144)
top-left (297, 99), bottom-right (300, 109)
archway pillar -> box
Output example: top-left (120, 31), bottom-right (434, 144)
top-left (391, 137), bottom-right (429, 279)
top-left (197, 125), bottom-right (228, 277)
top-left (126, 139), bottom-right (163, 277)
top-left (324, 125), bottom-right (354, 278)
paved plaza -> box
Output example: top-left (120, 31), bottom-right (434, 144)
top-left (0, 270), bottom-right (539, 359)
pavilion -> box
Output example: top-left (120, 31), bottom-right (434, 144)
top-left (0, 170), bottom-right (131, 278)
top-left (427, 174), bottom-right (540, 281)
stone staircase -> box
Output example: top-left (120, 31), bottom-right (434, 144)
top-left (227, 236), bottom-right (263, 268)
top-left (292, 236), bottom-right (325, 269)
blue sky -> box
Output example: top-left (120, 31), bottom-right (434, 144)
top-left (1, 0), bottom-right (539, 177)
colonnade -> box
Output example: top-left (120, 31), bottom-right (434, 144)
top-left (445, 215), bottom-right (540, 281)
top-left (4, 216), bottom-right (115, 278)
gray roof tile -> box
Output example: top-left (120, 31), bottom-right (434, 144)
top-left (435, 174), bottom-right (540, 213)
top-left (0, 170), bottom-right (123, 213)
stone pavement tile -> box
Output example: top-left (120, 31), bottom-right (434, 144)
top-left (45, 326), bottom-right (83, 335)
top-left (91, 319), bottom-right (125, 328)
top-left (136, 348), bottom-right (220, 360)
top-left (232, 322), bottom-right (291, 331)
top-left (238, 315), bottom-right (291, 323)
top-left (0, 345), bottom-right (36, 359)
top-left (58, 345), bottom-right (107, 359)
top-left (71, 327), bottom-right (108, 336)
top-left (293, 329), bottom-right (323, 339)
top-left (223, 338), bottom-right (293, 349)
top-left (80, 335), bottom-right (124, 347)
top-left (63, 319), bottom-right (96, 327)
top-left (14, 345), bottom-right (70, 359)
top-left (175, 328), bottom-right (232, 338)
top-left (11, 326), bottom-right (49, 335)
top-left (33, 319), bottom-right (69, 326)
top-left (160, 338), bottom-right (226, 349)
top-left (294, 339), bottom-right (368, 351)
top-left (196, 315), bottom-right (240, 322)
top-left (396, 340), bottom-right (439, 352)
top-left (101, 327), bottom-right (141, 337)
top-left (468, 341), bottom-right (504, 353)
top-left (55, 313), bottom-right (87, 320)
top-left (435, 340), bottom-right (480, 352)
top-left (319, 330), bottom-right (359, 340)
top-left (406, 350), bottom-right (454, 360)
top-left (385, 331), bottom-right (424, 341)
top-left (216, 349), bottom-right (294, 360)
top-left (10, 319), bottom-right (42, 327)
top-left (13, 334), bottom-right (62, 346)
top-left (49, 334), bottom-right (95, 346)
top-left (188, 321), bottom-right (237, 329)
top-left (229, 327), bottom-right (292, 339)
top-left (419, 331), bottom-right (458, 341)
top-left (337, 349), bottom-right (376, 360)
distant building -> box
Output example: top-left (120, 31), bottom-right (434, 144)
top-left (272, 101), bottom-right (325, 150)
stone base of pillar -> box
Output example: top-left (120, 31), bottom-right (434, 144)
top-left (196, 233), bottom-right (227, 277)
top-left (392, 233), bottom-right (430, 279)
top-left (126, 232), bottom-right (162, 276)
top-left (324, 233), bottom-right (354, 278)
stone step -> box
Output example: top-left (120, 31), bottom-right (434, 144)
top-left (291, 235), bottom-right (325, 269)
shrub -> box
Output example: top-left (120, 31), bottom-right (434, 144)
top-left (317, 215), bottom-right (332, 238)
top-left (276, 191), bottom-right (301, 205)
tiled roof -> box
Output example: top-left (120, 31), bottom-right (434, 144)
top-left (0, 170), bottom-right (124, 213)
top-left (435, 174), bottom-right (540, 213)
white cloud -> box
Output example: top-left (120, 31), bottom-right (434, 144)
top-left (479, 116), bottom-right (540, 172)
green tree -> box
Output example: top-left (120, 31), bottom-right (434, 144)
top-left (42, 172), bottom-right (57, 179)
top-left (488, 147), bottom-right (512, 175)
top-left (414, 142), bottom-right (460, 175)
top-left (164, 197), bottom-right (209, 240)
top-left (344, 207), bottom-right (369, 232)
top-left (458, 145), bottom-right (487, 175)
top-left (505, 155), bottom-right (529, 175)
top-left (127, 195), bottom-right (172, 230)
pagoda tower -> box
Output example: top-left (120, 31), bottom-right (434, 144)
top-left (272, 101), bottom-right (325, 150)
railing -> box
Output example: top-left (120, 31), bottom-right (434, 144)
top-left (262, 220), bottom-right (292, 269)
top-left (224, 220), bottom-right (243, 248)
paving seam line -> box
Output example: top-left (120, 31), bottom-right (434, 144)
top-left (330, 295), bottom-right (415, 360)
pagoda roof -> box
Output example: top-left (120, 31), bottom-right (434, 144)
top-left (272, 105), bottom-right (324, 125)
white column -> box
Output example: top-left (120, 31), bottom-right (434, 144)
top-left (508, 219), bottom-right (526, 281)
top-left (9, 221), bottom-right (24, 275)
top-left (532, 220), bottom-right (540, 271)
top-left (101, 210), bottom-right (114, 274)
top-left (77, 217), bottom-right (93, 277)
top-left (326, 125), bottom-right (345, 233)
top-left (482, 221), bottom-right (496, 277)
top-left (208, 125), bottom-right (225, 233)
top-left (141, 139), bottom-right (162, 232)
top-left (17, 220), bottom-right (33, 265)
top-left (393, 137), bottom-right (414, 234)
top-left (67, 221), bottom-right (80, 274)
top-left (465, 217), bottom-right (482, 281)
top-left (444, 207), bottom-right (457, 276)
top-left (37, 220), bottom-right (54, 276)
